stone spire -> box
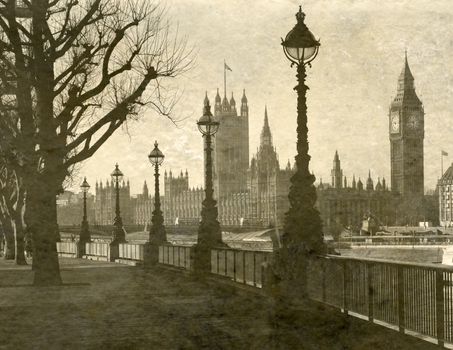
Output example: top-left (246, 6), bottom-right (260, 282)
top-left (352, 174), bottom-right (356, 189)
top-left (399, 50), bottom-right (414, 86)
top-left (260, 106), bottom-right (272, 147)
top-left (394, 51), bottom-right (420, 104)
top-left (143, 180), bottom-right (149, 198)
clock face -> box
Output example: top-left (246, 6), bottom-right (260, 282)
top-left (407, 114), bottom-right (419, 130)
top-left (390, 112), bottom-right (399, 133)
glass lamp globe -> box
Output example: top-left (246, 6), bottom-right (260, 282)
top-left (148, 141), bottom-right (165, 166)
top-left (282, 6), bottom-right (320, 65)
top-left (111, 163), bottom-right (124, 183)
top-left (197, 102), bottom-right (219, 136)
top-left (80, 177), bottom-right (90, 193)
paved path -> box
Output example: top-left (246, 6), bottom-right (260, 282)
top-left (0, 258), bottom-right (440, 350)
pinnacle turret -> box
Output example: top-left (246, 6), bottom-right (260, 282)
top-left (215, 88), bottom-right (221, 103)
top-left (357, 178), bottom-right (363, 191)
top-left (366, 170), bottom-right (374, 191)
top-left (241, 89), bottom-right (247, 103)
top-left (240, 89), bottom-right (248, 117)
top-left (230, 92), bottom-right (236, 106)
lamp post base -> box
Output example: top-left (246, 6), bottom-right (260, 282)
top-left (193, 225), bottom-right (227, 273)
top-left (144, 242), bottom-right (161, 267)
top-left (111, 225), bottom-right (126, 245)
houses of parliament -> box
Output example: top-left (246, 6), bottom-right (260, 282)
top-left (58, 55), bottom-right (436, 234)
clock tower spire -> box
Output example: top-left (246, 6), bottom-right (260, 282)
top-left (389, 52), bottom-right (424, 198)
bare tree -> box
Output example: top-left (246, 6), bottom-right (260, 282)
top-left (0, 0), bottom-right (193, 285)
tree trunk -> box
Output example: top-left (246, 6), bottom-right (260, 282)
top-left (14, 216), bottom-right (27, 265)
top-left (3, 219), bottom-right (15, 260)
top-left (26, 185), bottom-right (61, 286)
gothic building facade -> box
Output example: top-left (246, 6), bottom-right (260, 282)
top-left (163, 95), bottom-right (292, 228)
top-left (163, 170), bottom-right (204, 226)
top-left (132, 181), bottom-right (154, 226)
top-left (317, 151), bottom-right (400, 235)
top-left (94, 180), bottom-right (133, 225)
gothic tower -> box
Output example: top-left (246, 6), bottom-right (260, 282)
top-left (389, 53), bottom-right (424, 197)
top-left (331, 151), bottom-right (343, 189)
top-left (249, 107), bottom-right (280, 226)
top-left (210, 88), bottom-right (249, 199)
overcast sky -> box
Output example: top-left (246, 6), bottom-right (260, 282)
top-left (73, 0), bottom-right (453, 196)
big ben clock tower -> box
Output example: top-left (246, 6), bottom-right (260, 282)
top-left (389, 53), bottom-right (424, 198)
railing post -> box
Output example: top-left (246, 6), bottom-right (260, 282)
top-left (322, 258), bottom-right (327, 303)
top-left (367, 262), bottom-right (374, 322)
top-left (178, 247), bottom-right (181, 267)
top-left (233, 251), bottom-right (237, 282)
top-left (243, 251), bottom-right (246, 284)
top-left (343, 260), bottom-right (348, 314)
top-left (436, 270), bottom-right (445, 348)
top-left (225, 250), bottom-right (227, 276)
top-left (253, 253), bottom-right (257, 287)
top-left (397, 265), bottom-right (405, 334)
top-left (173, 246), bottom-right (176, 266)
top-left (217, 249), bottom-right (220, 274)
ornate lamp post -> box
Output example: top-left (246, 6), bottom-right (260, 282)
top-left (80, 177), bottom-right (91, 243)
top-left (77, 177), bottom-right (91, 258)
top-left (194, 97), bottom-right (223, 272)
top-left (111, 163), bottom-right (126, 244)
top-left (148, 141), bottom-right (166, 245)
top-left (280, 6), bottom-right (325, 291)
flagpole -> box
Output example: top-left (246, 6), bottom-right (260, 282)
top-left (224, 59), bottom-right (226, 97)
top-left (441, 151), bottom-right (444, 178)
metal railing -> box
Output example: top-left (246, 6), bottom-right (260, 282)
top-left (210, 248), bottom-right (272, 288)
top-left (56, 242), bottom-right (77, 257)
top-left (158, 245), bottom-right (192, 270)
top-left (307, 255), bottom-right (453, 347)
top-left (118, 243), bottom-right (144, 261)
top-left (85, 242), bottom-right (110, 261)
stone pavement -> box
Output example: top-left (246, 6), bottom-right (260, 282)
top-left (0, 258), bottom-right (440, 350)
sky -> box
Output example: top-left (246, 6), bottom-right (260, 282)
top-left (71, 0), bottom-right (453, 196)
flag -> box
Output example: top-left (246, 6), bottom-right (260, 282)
top-left (442, 150), bottom-right (449, 156)
top-left (224, 62), bottom-right (232, 72)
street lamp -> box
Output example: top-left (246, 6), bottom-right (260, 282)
top-left (111, 163), bottom-right (126, 243)
top-left (194, 96), bottom-right (223, 272)
top-left (280, 6), bottom-right (325, 290)
top-left (80, 177), bottom-right (91, 244)
top-left (148, 141), bottom-right (166, 245)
